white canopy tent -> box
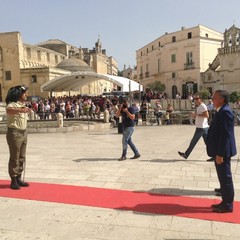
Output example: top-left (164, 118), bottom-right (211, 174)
top-left (41, 72), bottom-right (142, 93)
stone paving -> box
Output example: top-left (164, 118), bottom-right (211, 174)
top-left (0, 125), bottom-right (240, 240)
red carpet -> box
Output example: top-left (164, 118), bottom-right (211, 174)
top-left (0, 180), bottom-right (239, 224)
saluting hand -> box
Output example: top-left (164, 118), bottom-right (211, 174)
top-left (216, 155), bottom-right (224, 165)
top-left (21, 107), bottom-right (32, 113)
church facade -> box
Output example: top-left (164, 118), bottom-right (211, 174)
top-left (202, 25), bottom-right (240, 94)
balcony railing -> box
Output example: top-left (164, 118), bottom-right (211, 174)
top-left (145, 71), bottom-right (150, 78)
top-left (218, 46), bottom-right (240, 55)
top-left (184, 62), bottom-right (195, 70)
top-left (139, 73), bottom-right (143, 79)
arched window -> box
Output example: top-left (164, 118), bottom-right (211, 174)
top-left (236, 33), bottom-right (239, 46)
top-left (228, 34), bottom-right (232, 47)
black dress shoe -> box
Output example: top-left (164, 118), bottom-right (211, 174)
top-left (214, 188), bottom-right (221, 193)
top-left (178, 151), bottom-right (187, 159)
top-left (214, 188), bottom-right (221, 196)
top-left (130, 154), bottom-right (140, 159)
top-left (211, 202), bottom-right (222, 208)
top-left (16, 176), bottom-right (29, 187)
top-left (212, 205), bottom-right (233, 213)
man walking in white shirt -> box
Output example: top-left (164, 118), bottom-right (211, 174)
top-left (178, 93), bottom-right (209, 159)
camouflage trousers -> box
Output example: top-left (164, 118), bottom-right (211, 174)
top-left (6, 128), bottom-right (27, 178)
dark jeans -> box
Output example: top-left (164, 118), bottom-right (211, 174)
top-left (185, 127), bottom-right (208, 158)
top-left (141, 113), bottom-right (147, 122)
top-left (215, 157), bottom-right (234, 209)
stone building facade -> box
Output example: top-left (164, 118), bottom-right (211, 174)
top-left (136, 25), bottom-right (223, 98)
top-left (122, 65), bottom-right (138, 81)
top-left (0, 32), bottom-right (118, 101)
top-left (202, 25), bottom-right (240, 94)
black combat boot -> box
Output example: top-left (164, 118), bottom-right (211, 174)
top-left (16, 176), bottom-right (29, 187)
top-left (10, 177), bottom-right (21, 190)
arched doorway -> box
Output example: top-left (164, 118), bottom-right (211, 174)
top-left (172, 85), bottom-right (177, 99)
top-left (182, 81), bottom-right (198, 98)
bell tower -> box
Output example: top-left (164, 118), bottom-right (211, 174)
top-left (95, 35), bottom-right (102, 54)
top-left (224, 25), bottom-right (240, 47)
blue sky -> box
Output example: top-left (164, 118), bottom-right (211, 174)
top-left (0, 0), bottom-right (239, 69)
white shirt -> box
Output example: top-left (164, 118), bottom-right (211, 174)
top-left (195, 103), bottom-right (209, 128)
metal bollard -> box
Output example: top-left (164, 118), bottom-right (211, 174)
top-left (103, 109), bottom-right (109, 123)
top-left (56, 112), bottom-right (63, 127)
top-left (30, 110), bottom-right (35, 120)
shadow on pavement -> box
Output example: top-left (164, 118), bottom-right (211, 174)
top-left (141, 159), bottom-right (204, 163)
top-left (0, 184), bottom-right (10, 189)
top-left (116, 203), bottom-right (212, 215)
top-left (133, 188), bottom-right (216, 196)
top-left (73, 157), bottom-right (117, 162)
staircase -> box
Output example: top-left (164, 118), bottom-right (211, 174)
top-left (209, 54), bottom-right (220, 71)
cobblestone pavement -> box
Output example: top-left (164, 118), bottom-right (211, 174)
top-left (0, 125), bottom-right (240, 240)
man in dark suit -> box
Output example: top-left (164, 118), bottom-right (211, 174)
top-left (207, 90), bottom-right (237, 213)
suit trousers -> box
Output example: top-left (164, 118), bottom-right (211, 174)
top-left (6, 128), bottom-right (27, 178)
top-left (214, 157), bottom-right (234, 209)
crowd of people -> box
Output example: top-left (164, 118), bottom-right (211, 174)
top-left (24, 94), bottom-right (176, 126)
top-left (22, 90), bottom-right (240, 128)
top-left (26, 95), bottom-right (118, 121)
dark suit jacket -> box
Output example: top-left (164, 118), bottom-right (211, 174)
top-left (207, 104), bottom-right (237, 158)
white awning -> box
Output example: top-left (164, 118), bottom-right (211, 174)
top-left (41, 72), bottom-right (142, 92)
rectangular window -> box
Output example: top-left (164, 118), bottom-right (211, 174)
top-left (55, 55), bottom-right (58, 64)
top-left (188, 32), bottom-right (192, 39)
top-left (37, 50), bottom-right (41, 61)
top-left (171, 54), bottom-right (176, 63)
top-left (172, 36), bottom-right (176, 42)
top-left (152, 45), bottom-right (154, 50)
top-left (47, 53), bottom-right (50, 62)
top-left (145, 63), bottom-right (149, 78)
top-left (158, 58), bottom-right (161, 73)
top-left (207, 73), bottom-right (212, 81)
top-left (186, 52), bottom-right (193, 64)
top-left (159, 41), bottom-right (161, 47)
top-left (146, 48), bottom-right (148, 53)
top-left (5, 71), bottom-right (11, 80)
top-left (0, 47), bottom-right (2, 62)
top-left (140, 66), bottom-right (143, 79)
top-left (172, 72), bottom-right (176, 78)
top-left (27, 48), bottom-right (31, 59)
top-left (32, 75), bottom-right (37, 83)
